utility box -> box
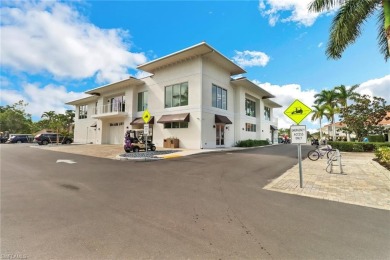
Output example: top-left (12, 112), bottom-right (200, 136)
top-left (170, 138), bottom-right (179, 148)
top-left (163, 139), bottom-right (170, 148)
top-left (164, 138), bottom-right (179, 148)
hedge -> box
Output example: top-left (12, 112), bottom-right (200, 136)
top-left (328, 141), bottom-right (390, 152)
top-left (375, 147), bottom-right (390, 168)
top-left (368, 135), bottom-right (385, 142)
top-left (235, 139), bottom-right (269, 147)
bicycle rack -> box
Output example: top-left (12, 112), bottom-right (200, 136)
top-left (326, 149), bottom-right (343, 174)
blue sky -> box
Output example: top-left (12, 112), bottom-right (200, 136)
top-left (1, 0), bottom-right (389, 132)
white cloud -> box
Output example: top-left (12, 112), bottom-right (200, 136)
top-left (232, 50), bottom-right (270, 68)
top-left (357, 75), bottom-right (390, 102)
top-left (318, 42), bottom-right (323, 48)
top-left (0, 82), bottom-right (87, 119)
top-left (0, 1), bottom-right (147, 83)
top-left (258, 0), bottom-right (337, 27)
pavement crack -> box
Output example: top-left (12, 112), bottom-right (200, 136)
top-left (218, 168), bottom-right (273, 258)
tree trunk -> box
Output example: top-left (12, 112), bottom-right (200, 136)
top-left (385, 0), bottom-right (390, 55)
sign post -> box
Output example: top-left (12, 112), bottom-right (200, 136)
top-left (290, 125), bottom-right (307, 188)
top-left (284, 100), bottom-right (312, 188)
top-left (142, 110), bottom-right (151, 152)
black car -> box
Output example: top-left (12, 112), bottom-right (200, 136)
top-left (6, 134), bottom-right (34, 143)
top-left (34, 133), bottom-right (73, 145)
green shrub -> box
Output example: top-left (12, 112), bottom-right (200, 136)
top-left (235, 139), bottom-right (269, 147)
top-left (328, 141), bottom-right (390, 152)
top-left (375, 147), bottom-right (390, 167)
top-left (368, 135), bottom-right (385, 142)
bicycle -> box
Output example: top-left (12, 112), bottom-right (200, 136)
top-left (307, 145), bottom-right (336, 161)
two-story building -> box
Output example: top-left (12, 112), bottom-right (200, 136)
top-left (66, 42), bottom-right (281, 149)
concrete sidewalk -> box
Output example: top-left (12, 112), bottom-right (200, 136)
top-left (34, 144), bottom-right (389, 211)
top-left (264, 152), bottom-right (390, 211)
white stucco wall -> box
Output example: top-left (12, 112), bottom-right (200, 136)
top-left (139, 58), bottom-right (203, 149)
top-left (70, 50), bottom-right (281, 148)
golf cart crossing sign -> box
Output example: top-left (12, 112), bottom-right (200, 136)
top-left (142, 109), bottom-right (151, 124)
top-left (284, 99), bottom-right (312, 125)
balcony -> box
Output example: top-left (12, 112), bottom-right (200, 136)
top-left (91, 103), bottom-right (127, 119)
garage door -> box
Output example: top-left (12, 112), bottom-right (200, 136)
top-left (109, 122), bottom-right (124, 144)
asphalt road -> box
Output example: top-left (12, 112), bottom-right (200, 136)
top-left (1, 144), bottom-right (389, 259)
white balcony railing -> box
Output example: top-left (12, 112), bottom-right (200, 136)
top-left (92, 103), bottom-right (126, 117)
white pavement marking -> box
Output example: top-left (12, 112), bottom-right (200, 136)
top-left (56, 159), bottom-right (77, 164)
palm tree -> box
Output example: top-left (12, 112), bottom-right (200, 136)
top-left (311, 104), bottom-right (329, 140)
top-left (322, 104), bottom-right (340, 141)
top-left (314, 89), bottom-right (339, 141)
top-left (64, 110), bottom-right (75, 133)
top-left (309, 0), bottom-right (390, 61)
top-left (334, 84), bottom-right (360, 108)
top-left (334, 84), bottom-right (360, 141)
top-left (41, 111), bottom-right (56, 122)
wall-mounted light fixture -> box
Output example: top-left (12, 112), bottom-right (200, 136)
top-left (226, 126), bottom-right (229, 130)
top-left (213, 125), bottom-right (216, 128)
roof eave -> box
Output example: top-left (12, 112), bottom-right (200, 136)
top-left (85, 77), bottom-right (144, 95)
top-left (137, 42), bottom-right (246, 76)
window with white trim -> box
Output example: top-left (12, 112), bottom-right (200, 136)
top-left (138, 91), bottom-right (148, 111)
top-left (245, 123), bottom-right (256, 132)
top-left (165, 82), bottom-right (188, 108)
top-left (245, 98), bottom-right (256, 117)
top-left (164, 122), bottom-right (188, 128)
top-left (79, 105), bottom-right (87, 119)
top-left (212, 84), bottom-right (227, 110)
top-left (264, 106), bottom-right (271, 121)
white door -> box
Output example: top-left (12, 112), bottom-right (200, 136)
top-left (216, 124), bottom-right (225, 147)
top-left (109, 122), bottom-right (124, 144)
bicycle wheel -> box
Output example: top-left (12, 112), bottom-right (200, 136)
top-left (308, 150), bottom-right (320, 161)
top-left (326, 150), bottom-right (336, 159)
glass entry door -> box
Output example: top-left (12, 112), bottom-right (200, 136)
top-left (216, 124), bottom-right (225, 147)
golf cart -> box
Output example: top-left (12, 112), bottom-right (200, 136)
top-left (124, 129), bottom-right (156, 153)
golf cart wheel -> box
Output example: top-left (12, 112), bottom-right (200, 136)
top-left (124, 149), bottom-right (131, 153)
top-left (151, 146), bottom-right (156, 151)
top-left (133, 147), bottom-right (140, 153)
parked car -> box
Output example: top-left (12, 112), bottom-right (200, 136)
top-left (6, 134), bottom-right (34, 143)
top-left (34, 133), bottom-right (73, 145)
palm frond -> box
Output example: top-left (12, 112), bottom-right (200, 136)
top-left (377, 8), bottom-right (390, 61)
top-left (308, 0), bottom-right (344, 12)
top-left (327, 0), bottom-right (380, 59)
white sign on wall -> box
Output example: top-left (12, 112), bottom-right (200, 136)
top-left (290, 125), bottom-right (307, 144)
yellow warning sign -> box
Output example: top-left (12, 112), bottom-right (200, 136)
top-left (142, 109), bottom-right (151, 124)
top-left (284, 99), bottom-right (312, 125)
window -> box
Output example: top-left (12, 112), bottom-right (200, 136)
top-left (165, 82), bottom-right (188, 108)
top-left (164, 122), bottom-right (188, 128)
top-left (245, 99), bottom-right (256, 117)
top-left (138, 91), bottom-right (148, 111)
top-left (212, 84), bottom-right (227, 110)
top-left (245, 123), bottom-right (256, 132)
top-left (264, 106), bottom-right (271, 121)
top-left (79, 105), bottom-right (87, 119)
top-left (109, 122), bottom-right (124, 127)
top-left (110, 96), bottom-right (125, 112)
